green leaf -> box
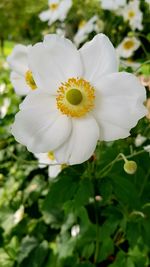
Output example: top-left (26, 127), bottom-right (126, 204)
top-left (73, 178), bottom-right (94, 208)
top-left (17, 236), bottom-right (38, 263)
top-left (0, 248), bottom-right (14, 267)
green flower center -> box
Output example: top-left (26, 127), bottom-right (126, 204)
top-left (66, 89), bottom-right (83, 105)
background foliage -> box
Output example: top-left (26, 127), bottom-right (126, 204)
top-left (0, 0), bottom-right (150, 266)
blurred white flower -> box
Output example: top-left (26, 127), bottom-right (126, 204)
top-left (135, 134), bottom-right (146, 147)
top-left (120, 0), bottom-right (143, 30)
top-left (13, 205), bottom-right (24, 225)
top-left (34, 152), bottom-right (62, 178)
top-left (39, 0), bottom-right (72, 26)
top-left (0, 98), bottom-right (10, 118)
top-left (144, 145), bottom-right (150, 154)
top-left (120, 59), bottom-right (140, 71)
top-left (7, 45), bottom-right (37, 95)
top-left (145, 0), bottom-right (150, 5)
top-left (100, 0), bottom-right (126, 10)
top-left (116, 36), bottom-right (140, 58)
top-left (71, 224), bottom-right (80, 237)
top-left (0, 83), bottom-right (6, 94)
top-left (73, 16), bottom-right (99, 47)
top-left (11, 34), bottom-right (146, 165)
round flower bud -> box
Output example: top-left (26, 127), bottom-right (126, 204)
top-left (124, 160), bottom-right (137, 174)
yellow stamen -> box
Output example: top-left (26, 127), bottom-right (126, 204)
top-left (56, 78), bottom-right (95, 118)
top-left (48, 151), bottom-right (55, 160)
top-left (128, 10), bottom-right (135, 18)
top-left (25, 70), bottom-right (37, 90)
top-left (123, 40), bottom-right (134, 50)
top-left (79, 20), bottom-right (86, 29)
top-left (49, 3), bottom-right (59, 10)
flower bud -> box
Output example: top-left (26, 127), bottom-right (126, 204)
top-left (124, 160), bottom-right (137, 174)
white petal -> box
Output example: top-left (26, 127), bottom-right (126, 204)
top-left (7, 45), bottom-right (29, 75)
top-left (28, 35), bottom-right (83, 94)
top-left (10, 71), bottom-right (30, 95)
top-left (48, 165), bottom-right (61, 178)
top-left (54, 115), bottom-right (99, 165)
top-left (58, 0), bottom-right (72, 21)
top-left (12, 93), bottom-right (72, 153)
top-left (93, 72), bottom-right (146, 141)
top-left (39, 10), bottom-right (51, 21)
top-left (20, 90), bottom-right (57, 111)
top-left (79, 34), bottom-right (118, 83)
top-left (27, 114), bottom-right (72, 153)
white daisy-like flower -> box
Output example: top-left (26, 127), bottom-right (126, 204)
top-left (73, 16), bottom-right (99, 47)
top-left (34, 152), bottom-right (62, 178)
top-left (120, 0), bottom-right (143, 31)
top-left (39, 0), bottom-right (72, 26)
top-left (116, 36), bottom-right (140, 58)
top-left (135, 134), bottom-right (146, 147)
top-left (7, 45), bottom-right (37, 96)
top-left (11, 34), bottom-right (146, 165)
top-left (100, 0), bottom-right (126, 10)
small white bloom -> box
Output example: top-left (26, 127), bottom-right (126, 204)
top-left (13, 205), bottom-right (24, 225)
top-left (71, 224), bottom-right (80, 237)
top-left (34, 152), bottom-right (62, 178)
top-left (0, 98), bottom-right (10, 118)
top-left (100, 0), bottom-right (126, 10)
top-left (74, 16), bottom-right (99, 47)
top-left (7, 45), bottom-right (37, 95)
top-left (0, 83), bottom-right (6, 94)
top-left (11, 34), bottom-right (146, 165)
top-left (120, 0), bottom-right (143, 31)
top-left (39, 0), bottom-right (72, 26)
top-left (144, 145), bottom-right (150, 154)
top-left (135, 134), bottom-right (146, 147)
top-left (116, 36), bottom-right (140, 58)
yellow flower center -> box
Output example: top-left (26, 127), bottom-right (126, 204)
top-left (48, 151), bottom-right (55, 160)
top-left (123, 40), bottom-right (134, 50)
top-left (25, 70), bottom-right (37, 90)
top-left (79, 20), bottom-right (86, 29)
top-left (128, 10), bottom-right (135, 18)
top-left (56, 78), bottom-right (95, 118)
top-left (49, 3), bottom-right (59, 10)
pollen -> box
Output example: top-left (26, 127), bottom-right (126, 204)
top-left (56, 78), bottom-right (95, 118)
top-left (49, 3), bottom-right (59, 10)
top-left (48, 151), bottom-right (55, 161)
top-left (25, 70), bottom-right (37, 90)
top-left (123, 40), bottom-right (134, 50)
top-left (128, 10), bottom-right (135, 18)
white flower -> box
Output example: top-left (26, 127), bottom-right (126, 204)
top-left (120, 0), bottom-right (143, 31)
top-left (11, 34), bottom-right (146, 165)
top-left (34, 152), bottom-right (62, 178)
top-left (0, 83), bottom-right (6, 94)
top-left (144, 145), bottom-right (150, 154)
top-left (71, 225), bottom-right (80, 237)
top-left (135, 134), bottom-right (146, 147)
top-left (100, 0), bottom-right (126, 10)
top-left (116, 36), bottom-right (140, 58)
top-left (13, 205), bottom-right (24, 225)
top-left (7, 45), bottom-right (37, 96)
top-left (0, 98), bottom-right (10, 118)
top-left (39, 0), bottom-right (72, 26)
top-left (73, 16), bottom-right (99, 47)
